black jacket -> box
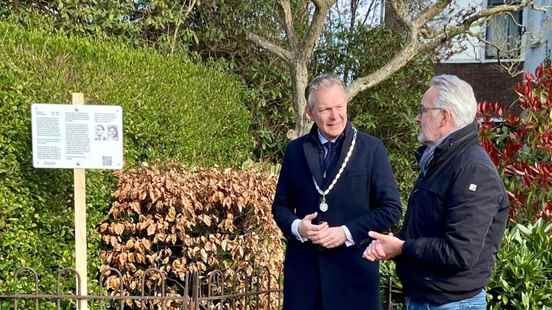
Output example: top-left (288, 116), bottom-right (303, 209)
top-left (396, 121), bottom-right (509, 304)
top-left (272, 122), bottom-right (402, 310)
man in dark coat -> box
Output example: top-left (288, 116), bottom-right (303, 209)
top-left (272, 74), bottom-right (402, 310)
top-left (363, 75), bottom-right (509, 310)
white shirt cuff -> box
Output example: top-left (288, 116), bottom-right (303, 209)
top-left (291, 219), bottom-right (307, 242)
top-left (342, 225), bottom-right (354, 247)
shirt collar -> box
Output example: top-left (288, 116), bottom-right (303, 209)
top-left (317, 129), bottom-right (338, 145)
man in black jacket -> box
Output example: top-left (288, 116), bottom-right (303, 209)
top-left (363, 74), bottom-right (509, 309)
top-left (273, 74), bottom-right (402, 309)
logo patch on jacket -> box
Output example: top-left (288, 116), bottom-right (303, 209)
top-left (468, 184), bottom-right (478, 192)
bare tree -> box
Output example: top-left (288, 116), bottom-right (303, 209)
top-left (246, 0), bottom-right (539, 138)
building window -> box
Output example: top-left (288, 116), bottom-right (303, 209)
top-left (485, 0), bottom-right (523, 59)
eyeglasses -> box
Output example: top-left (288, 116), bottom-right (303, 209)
top-left (417, 106), bottom-right (444, 115)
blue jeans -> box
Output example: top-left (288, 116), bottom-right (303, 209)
top-left (406, 290), bottom-right (486, 310)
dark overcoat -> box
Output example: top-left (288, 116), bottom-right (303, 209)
top-left (272, 123), bottom-right (402, 310)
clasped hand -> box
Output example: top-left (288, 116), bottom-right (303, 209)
top-left (298, 212), bottom-right (346, 249)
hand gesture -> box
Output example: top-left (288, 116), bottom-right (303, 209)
top-left (362, 231), bottom-right (404, 261)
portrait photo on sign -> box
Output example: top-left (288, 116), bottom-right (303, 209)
top-left (107, 125), bottom-right (119, 141)
top-left (95, 124), bottom-right (107, 141)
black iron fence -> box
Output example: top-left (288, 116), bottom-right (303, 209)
top-left (0, 266), bottom-right (282, 310)
top-left (1, 266), bottom-right (401, 309)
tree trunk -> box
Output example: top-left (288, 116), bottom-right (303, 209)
top-left (291, 61), bottom-right (312, 138)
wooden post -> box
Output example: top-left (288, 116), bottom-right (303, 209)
top-left (72, 93), bottom-right (88, 310)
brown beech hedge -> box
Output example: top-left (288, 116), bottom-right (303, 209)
top-left (98, 163), bottom-right (283, 308)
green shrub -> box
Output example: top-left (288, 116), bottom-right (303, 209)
top-left (0, 21), bottom-right (252, 298)
top-left (487, 219), bottom-right (552, 309)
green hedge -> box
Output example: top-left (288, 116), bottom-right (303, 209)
top-left (487, 220), bottom-right (552, 309)
top-left (0, 21), bottom-right (252, 297)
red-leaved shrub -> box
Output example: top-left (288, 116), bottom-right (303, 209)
top-left (479, 64), bottom-right (552, 223)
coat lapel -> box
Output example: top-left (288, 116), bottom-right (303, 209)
top-left (303, 126), bottom-right (324, 184)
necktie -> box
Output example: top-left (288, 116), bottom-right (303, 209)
top-left (323, 141), bottom-right (334, 177)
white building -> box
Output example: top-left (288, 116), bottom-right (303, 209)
top-left (435, 0), bottom-right (551, 103)
top-left (444, 0), bottom-right (551, 74)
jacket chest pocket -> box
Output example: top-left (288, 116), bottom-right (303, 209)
top-left (410, 186), bottom-right (445, 235)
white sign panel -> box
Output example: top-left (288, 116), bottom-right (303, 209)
top-left (32, 104), bottom-right (123, 169)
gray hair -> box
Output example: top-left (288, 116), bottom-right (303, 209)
top-left (307, 74), bottom-right (345, 109)
top-left (430, 74), bottom-right (477, 128)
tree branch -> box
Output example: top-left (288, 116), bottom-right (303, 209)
top-left (278, 0), bottom-right (298, 49)
top-left (462, 0), bottom-right (533, 25)
top-left (390, 0), bottom-right (415, 33)
top-left (246, 32), bottom-right (293, 62)
top-left (347, 0), bottom-right (537, 99)
top-left (349, 0), bottom-right (358, 30)
top-left (425, 0), bottom-right (534, 49)
top-left (171, 0), bottom-right (198, 55)
top-left (302, 0), bottom-right (336, 61)
top-left (415, 0), bottom-right (453, 28)
top-left (347, 38), bottom-right (420, 99)
top-left (361, 0), bottom-right (378, 26)
top-left (472, 30), bottom-right (522, 61)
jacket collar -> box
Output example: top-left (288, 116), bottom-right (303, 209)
top-left (303, 122), bottom-right (354, 184)
top-left (415, 120), bottom-right (480, 165)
